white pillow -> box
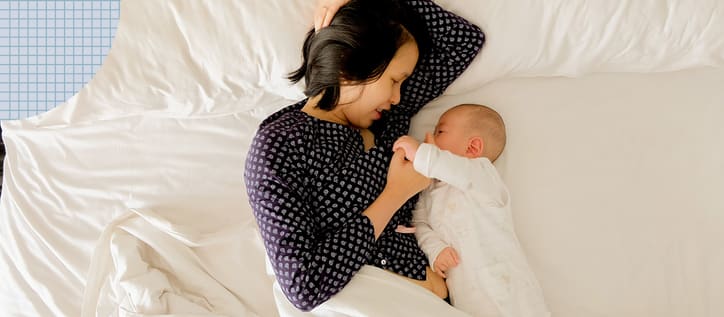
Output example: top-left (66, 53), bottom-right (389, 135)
top-left (42, 0), bottom-right (313, 124)
top-left (46, 0), bottom-right (724, 124)
top-left (438, 0), bottom-right (724, 94)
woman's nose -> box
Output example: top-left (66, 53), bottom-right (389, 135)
top-left (390, 87), bottom-right (401, 105)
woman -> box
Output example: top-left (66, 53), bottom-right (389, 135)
top-left (244, 0), bottom-right (484, 312)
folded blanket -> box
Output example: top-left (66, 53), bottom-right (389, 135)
top-left (273, 265), bottom-right (471, 317)
top-left (82, 208), bottom-right (470, 317)
top-left (82, 208), bottom-right (262, 316)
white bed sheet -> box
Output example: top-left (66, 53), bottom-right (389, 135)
top-left (1, 113), bottom-right (278, 316)
top-left (2, 0), bottom-right (724, 316)
top-left (3, 67), bottom-right (723, 317)
top-left (415, 68), bottom-right (724, 317)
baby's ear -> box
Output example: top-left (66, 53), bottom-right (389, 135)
top-left (466, 136), bottom-right (484, 158)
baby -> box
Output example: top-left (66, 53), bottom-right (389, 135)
top-left (394, 104), bottom-right (551, 317)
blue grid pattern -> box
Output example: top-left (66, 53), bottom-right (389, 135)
top-left (0, 0), bottom-right (120, 120)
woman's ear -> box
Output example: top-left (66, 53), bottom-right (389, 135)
top-left (466, 136), bottom-right (484, 158)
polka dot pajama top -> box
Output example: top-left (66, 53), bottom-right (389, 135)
top-left (244, 0), bottom-right (484, 311)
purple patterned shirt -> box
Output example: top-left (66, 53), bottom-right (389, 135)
top-left (244, 0), bottom-right (484, 311)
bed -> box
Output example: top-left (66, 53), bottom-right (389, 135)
top-left (1, 0), bottom-right (723, 316)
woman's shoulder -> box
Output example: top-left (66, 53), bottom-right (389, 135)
top-left (259, 112), bottom-right (306, 137)
top-left (245, 105), bottom-right (312, 190)
top-left (248, 106), bottom-right (310, 165)
top-left (256, 102), bottom-right (309, 141)
top-left (259, 99), bottom-right (306, 128)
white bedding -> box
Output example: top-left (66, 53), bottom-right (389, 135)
top-left (2, 0), bottom-right (724, 316)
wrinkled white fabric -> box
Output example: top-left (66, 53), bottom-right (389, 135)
top-left (4, 67), bottom-right (724, 317)
top-left (82, 208), bottom-right (259, 317)
top-left (436, 0), bottom-right (724, 94)
top-left (272, 265), bottom-right (472, 317)
top-left (2, 0), bottom-right (724, 316)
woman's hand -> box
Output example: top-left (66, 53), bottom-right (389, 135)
top-left (314, 0), bottom-right (350, 32)
top-left (363, 150), bottom-right (430, 239)
top-left (385, 149), bottom-right (431, 200)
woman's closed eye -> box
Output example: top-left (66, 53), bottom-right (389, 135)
top-left (393, 74), bottom-right (409, 84)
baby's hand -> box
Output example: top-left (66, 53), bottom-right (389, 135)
top-left (385, 149), bottom-right (431, 200)
top-left (424, 132), bottom-right (436, 146)
top-left (393, 135), bottom-right (421, 162)
top-left (433, 247), bottom-right (460, 279)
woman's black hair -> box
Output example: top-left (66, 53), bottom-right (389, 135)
top-left (288, 0), bottom-right (429, 111)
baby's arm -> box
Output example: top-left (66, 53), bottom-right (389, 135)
top-left (412, 193), bottom-right (455, 278)
top-left (414, 143), bottom-right (483, 191)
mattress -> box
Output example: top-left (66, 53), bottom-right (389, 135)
top-left (2, 0), bottom-right (723, 316)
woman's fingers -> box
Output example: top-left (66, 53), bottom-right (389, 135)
top-left (314, 0), bottom-right (349, 31)
top-left (314, 7), bottom-right (328, 32)
top-left (322, 7), bottom-right (334, 29)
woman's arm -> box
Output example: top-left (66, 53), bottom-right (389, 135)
top-left (375, 0), bottom-right (485, 145)
top-left (364, 149), bottom-right (431, 238)
top-left (248, 175), bottom-right (375, 311)
top-left (245, 132), bottom-right (428, 311)
top-left (396, 0), bottom-right (485, 116)
top-left (246, 146), bottom-right (372, 310)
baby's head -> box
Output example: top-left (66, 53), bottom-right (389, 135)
top-left (430, 104), bottom-right (506, 162)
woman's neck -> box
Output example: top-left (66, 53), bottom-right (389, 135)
top-left (302, 95), bottom-right (375, 151)
top-left (301, 95), bottom-right (349, 126)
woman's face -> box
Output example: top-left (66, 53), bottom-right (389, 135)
top-left (337, 40), bottom-right (419, 129)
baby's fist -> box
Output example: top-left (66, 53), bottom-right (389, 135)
top-left (393, 135), bottom-right (421, 162)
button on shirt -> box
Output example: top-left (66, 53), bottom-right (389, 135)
top-left (244, 0), bottom-right (485, 311)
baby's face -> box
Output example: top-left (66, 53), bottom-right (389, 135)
top-left (430, 109), bottom-right (470, 157)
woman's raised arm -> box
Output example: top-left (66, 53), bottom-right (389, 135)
top-left (395, 0), bottom-right (485, 117)
top-left (375, 0), bottom-right (485, 147)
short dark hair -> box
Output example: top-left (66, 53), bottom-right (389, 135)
top-left (288, 0), bottom-right (429, 110)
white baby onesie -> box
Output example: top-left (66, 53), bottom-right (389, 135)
top-left (412, 143), bottom-right (551, 317)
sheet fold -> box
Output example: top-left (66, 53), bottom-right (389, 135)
top-left (82, 208), bottom-right (260, 317)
